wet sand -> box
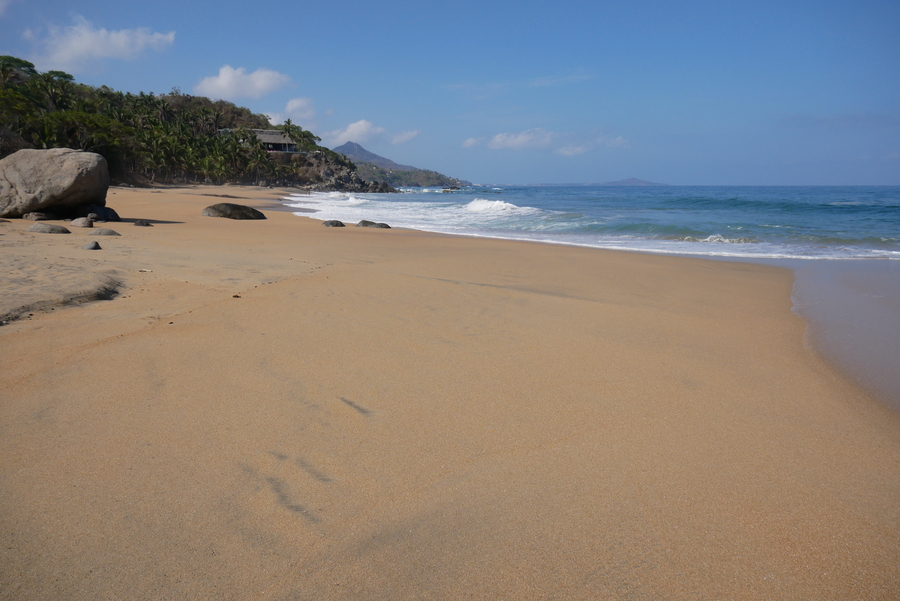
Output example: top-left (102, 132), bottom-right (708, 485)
top-left (2, 185), bottom-right (899, 600)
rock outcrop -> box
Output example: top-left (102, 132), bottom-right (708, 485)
top-left (268, 151), bottom-right (396, 193)
top-left (0, 149), bottom-right (110, 218)
top-left (201, 203), bottom-right (266, 220)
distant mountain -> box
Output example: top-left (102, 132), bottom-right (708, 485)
top-left (333, 142), bottom-right (418, 171)
top-left (333, 142), bottom-right (471, 188)
top-left (597, 178), bottom-right (668, 186)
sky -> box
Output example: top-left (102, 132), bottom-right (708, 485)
top-left (1, 0), bottom-right (898, 185)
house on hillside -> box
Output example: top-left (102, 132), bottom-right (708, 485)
top-left (252, 130), bottom-right (297, 152)
top-left (219, 128), bottom-right (298, 152)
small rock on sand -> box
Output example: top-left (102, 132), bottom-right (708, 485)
top-left (27, 223), bottom-right (70, 234)
top-left (90, 228), bottom-right (121, 236)
top-left (323, 220), bottom-right (345, 227)
top-left (82, 241), bottom-right (101, 250)
top-left (70, 217), bottom-right (93, 228)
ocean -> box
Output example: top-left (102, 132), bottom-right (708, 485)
top-left (282, 185), bottom-right (900, 407)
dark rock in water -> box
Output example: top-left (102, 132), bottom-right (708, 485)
top-left (0, 148), bottom-right (110, 218)
top-left (356, 220), bottom-right (391, 229)
top-left (323, 220), bottom-right (345, 227)
top-left (82, 241), bottom-right (101, 250)
top-left (70, 217), bottom-right (93, 228)
top-left (22, 211), bottom-right (58, 221)
top-left (90, 228), bottom-right (121, 236)
top-left (201, 203), bottom-right (266, 220)
top-left (27, 223), bottom-right (70, 234)
top-left (133, 219), bottom-right (152, 227)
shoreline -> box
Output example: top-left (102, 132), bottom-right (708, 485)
top-left (278, 192), bottom-right (900, 410)
top-left (2, 184), bottom-right (899, 599)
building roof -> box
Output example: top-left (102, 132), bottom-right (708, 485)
top-left (251, 130), bottom-right (293, 145)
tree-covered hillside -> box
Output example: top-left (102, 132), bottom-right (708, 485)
top-left (0, 55), bottom-right (362, 188)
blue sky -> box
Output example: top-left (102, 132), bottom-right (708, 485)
top-left (2, 0), bottom-right (898, 184)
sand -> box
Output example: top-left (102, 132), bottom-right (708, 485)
top-left (1, 185), bottom-right (899, 600)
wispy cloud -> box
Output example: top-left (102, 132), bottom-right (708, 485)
top-left (0, 0), bottom-right (19, 17)
top-left (598, 135), bottom-right (628, 148)
top-left (391, 130), bottom-right (420, 144)
top-left (488, 128), bottom-right (557, 150)
top-left (194, 65), bottom-right (291, 100)
top-left (555, 145), bottom-right (592, 156)
top-left (466, 129), bottom-right (629, 155)
top-left (23, 15), bottom-right (174, 73)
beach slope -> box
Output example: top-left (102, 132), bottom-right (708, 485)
top-left (1, 186), bottom-right (899, 600)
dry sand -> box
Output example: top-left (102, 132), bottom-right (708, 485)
top-left (1, 185), bottom-right (899, 600)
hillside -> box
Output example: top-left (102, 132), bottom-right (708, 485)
top-left (0, 55), bottom-right (393, 192)
top-left (334, 142), bottom-right (471, 188)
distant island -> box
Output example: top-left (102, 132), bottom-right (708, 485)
top-left (597, 178), bottom-right (669, 186)
top-left (334, 142), bottom-right (471, 188)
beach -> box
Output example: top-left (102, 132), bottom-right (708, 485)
top-left (2, 185), bottom-right (899, 599)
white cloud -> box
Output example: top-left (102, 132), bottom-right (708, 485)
top-left (487, 128), bottom-right (557, 150)
top-left (391, 130), bottom-right (420, 144)
top-left (194, 65), bottom-right (290, 100)
top-left (285, 97), bottom-right (316, 120)
top-left (462, 137), bottom-right (484, 148)
top-left (323, 119), bottom-right (387, 147)
top-left (267, 97), bottom-right (317, 126)
top-left (24, 15), bottom-right (174, 73)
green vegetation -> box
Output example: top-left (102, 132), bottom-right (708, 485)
top-left (0, 55), bottom-right (352, 185)
top-left (353, 162), bottom-right (469, 188)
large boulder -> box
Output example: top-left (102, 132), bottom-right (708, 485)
top-left (0, 148), bottom-right (110, 218)
top-left (201, 203), bottom-right (266, 220)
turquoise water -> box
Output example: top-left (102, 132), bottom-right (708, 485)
top-left (284, 185), bottom-right (900, 407)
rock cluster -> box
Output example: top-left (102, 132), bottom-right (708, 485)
top-left (0, 148), bottom-right (110, 218)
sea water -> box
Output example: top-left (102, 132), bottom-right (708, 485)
top-left (282, 185), bottom-right (900, 407)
